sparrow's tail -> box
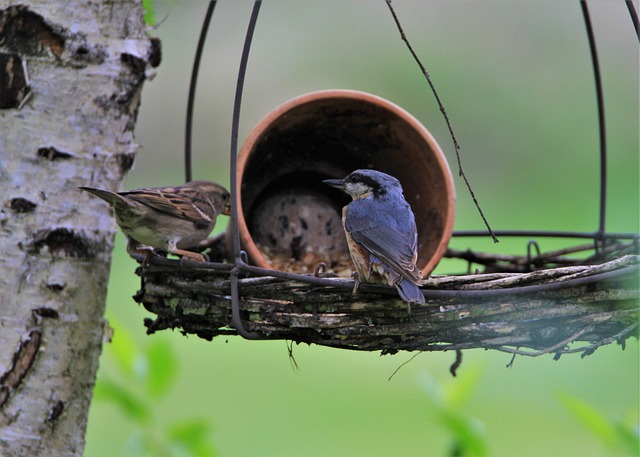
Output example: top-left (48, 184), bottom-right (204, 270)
top-left (79, 187), bottom-right (120, 206)
top-left (396, 278), bottom-right (425, 304)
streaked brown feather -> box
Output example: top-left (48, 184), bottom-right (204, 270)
top-left (122, 187), bottom-right (211, 225)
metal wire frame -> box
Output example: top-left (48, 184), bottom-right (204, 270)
top-left (627, 0), bottom-right (640, 41)
top-left (137, 253), bottom-right (638, 300)
top-left (184, 0), bottom-right (217, 183)
top-left (450, 1), bottom-right (640, 262)
top-left (181, 1), bottom-right (639, 338)
top-left (226, 1), bottom-right (263, 339)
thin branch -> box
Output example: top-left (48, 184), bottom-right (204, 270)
top-left (384, 0), bottom-right (498, 243)
top-left (445, 239), bottom-right (638, 272)
top-left (555, 323), bottom-right (638, 356)
top-left (388, 352), bottom-right (423, 381)
top-left (449, 350), bottom-right (463, 377)
top-left (492, 327), bottom-right (592, 358)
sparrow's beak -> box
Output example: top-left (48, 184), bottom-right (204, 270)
top-left (222, 201), bottom-right (232, 216)
top-left (322, 178), bottom-right (345, 190)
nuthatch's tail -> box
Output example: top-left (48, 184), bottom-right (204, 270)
top-left (397, 278), bottom-right (425, 304)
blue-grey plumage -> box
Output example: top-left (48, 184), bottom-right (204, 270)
top-left (323, 169), bottom-right (425, 304)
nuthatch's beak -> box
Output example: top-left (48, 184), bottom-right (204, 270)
top-left (322, 178), bottom-right (345, 190)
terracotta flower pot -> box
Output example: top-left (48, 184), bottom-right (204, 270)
top-left (231, 89), bottom-right (455, 277)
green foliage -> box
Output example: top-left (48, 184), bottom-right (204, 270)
top-left (142, 0), bottom-right (156, 26)
top-left (167, 420), bottom-right (218, 457)
top-left (94, 379), bottom-right (150, 424)
top-left (146, 340), bottom-right (177, 398)
top-left (94, 320), bottom-right (218, 457)
top-left (419, 364), bottom-right (488, 457)
top-left (557, 392), bottom-right (639, 456)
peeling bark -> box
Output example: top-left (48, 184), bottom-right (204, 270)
top-left (0, 1), bottom-right (155, 455)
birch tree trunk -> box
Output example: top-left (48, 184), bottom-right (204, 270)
top-left (0, 1), bottom-right (156, 455)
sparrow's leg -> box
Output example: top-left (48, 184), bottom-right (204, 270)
top-left (138, 248), bottom-right (157, 268)
top-left (173, 248), bottom-right (209, 263)
top-left (195, 232), bottom-right (225, 251)
top-left (126, 238), bottom-right (157, 267)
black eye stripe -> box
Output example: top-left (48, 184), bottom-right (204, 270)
top-left (350, 174), bottom-right (379, 190)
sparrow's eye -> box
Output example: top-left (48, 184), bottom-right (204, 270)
top-left (223, 192), bottom-right (230, 201)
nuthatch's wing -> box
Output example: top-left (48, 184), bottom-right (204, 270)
top-left (345, 199), bottom-right (421, 284)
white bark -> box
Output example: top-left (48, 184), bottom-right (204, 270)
top-left (0, 1), bottom-right (155, 455)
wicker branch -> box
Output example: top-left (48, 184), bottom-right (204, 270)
top-left (135, 255), bottom-right (639, 357)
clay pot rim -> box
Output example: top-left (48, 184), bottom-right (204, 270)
top-left (236, 89), bottom-right (456, 277)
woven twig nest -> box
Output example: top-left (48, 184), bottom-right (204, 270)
top-left (135, 254), bottom-right (638, 358)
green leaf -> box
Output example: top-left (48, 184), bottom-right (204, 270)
top-left (418, 369), bottom-right (488, 457)
top-left (145, 338), bottom-right (178, 398)
top-left (94, 378), bottom-right (150, 424)
top-left (168, 419), bottom-right (218, 457)
top-left (440, 410), bottom-right (487, 457)
top-left (443, 363), bottom-right (484, 409)
top-left (106, 319), bottom-right (139, 380)
top-left (417, 371), bottom-right (444, 408)
top-left (616, 422), bottom-right (640, 456)
top-left (143, 0), bottom-right (156, 26)
top-left (556, 392), bottom-right (618, 448)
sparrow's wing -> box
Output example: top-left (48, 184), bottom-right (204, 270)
top-left (122, 187), bottom-right (212, 226)
top-left (345, 199), bottom-right (421, 283)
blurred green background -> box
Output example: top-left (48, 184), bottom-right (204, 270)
top-left (85, 1), bottom-right (639, 456)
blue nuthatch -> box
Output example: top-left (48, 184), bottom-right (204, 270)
top-left (323, 169), bottom-right (425, 304)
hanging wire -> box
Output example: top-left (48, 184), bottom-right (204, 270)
top-left (184, 1), bottom-right (217, 182)
top-left (451, 2), bottom-right (640, 251)
top-left (580, 1), bottom-right (607, 249)
top-left (626, 0), bottom-right (640, 41)
top-left (229, 0), bottom-right (264, 340)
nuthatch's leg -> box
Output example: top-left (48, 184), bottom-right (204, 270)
top-left (351, 271), bottom-right (361, 294)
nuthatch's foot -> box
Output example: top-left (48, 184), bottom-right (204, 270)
top-left (351, 271), bottom-right (361, 295)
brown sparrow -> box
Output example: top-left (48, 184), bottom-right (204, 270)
top-left (80, 180), bottom-right (231, 263)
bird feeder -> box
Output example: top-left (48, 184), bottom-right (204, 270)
top-left (231, 89), bottom-right (456, 277)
